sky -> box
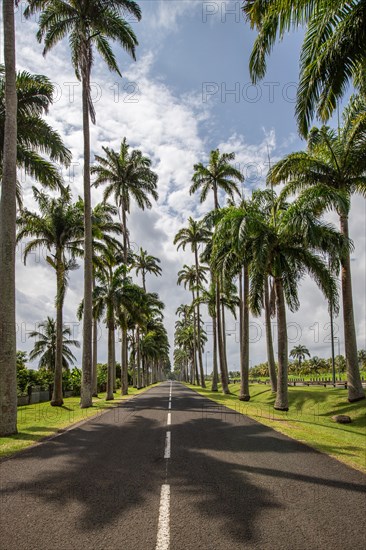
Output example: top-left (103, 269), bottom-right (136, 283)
top-left (3, 0), bottom-right (366, 372)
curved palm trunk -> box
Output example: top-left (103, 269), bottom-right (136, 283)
top-left (264, 276), bottom-right (277, 392)
top-left (340, 215), bottom-right (365, 402)
top-left (216, 281), bottom-right (229, 394)
top-left (51, 253), bottom-right (64, 406)
top-left (0, 0), bottom-right (17, 435)
top-left (274, 278), bottom-right (289, 411)
top-left (106, 320), bottom-right (114, 401)
top-left (239, 266), bottom-right (250, 401)
top-left (211, 313), bottom-right (219, 391)
top-left (80, 74), bottom-right (93, 408)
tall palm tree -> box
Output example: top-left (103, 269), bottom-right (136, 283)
top-left (92, 138), bottom-right (158, 394)
top-left (75, 201), bottom-right (123, 395)
top-left (92, 139), bottom-right (159, 264)
top-left (190, 148), bottom-right (243, 394)
top-left (93, 266), bottom-right (126, 400)
top-left (213, 194), bottom-right (346, 410)
top-left (133, 247), bottom-right (162, 291)
top-left (268, 99), bottom-right (366, 402)
top-left (0, 0), bottom-right (18, 435)
top-left (177, 264), bottom-right (208, 387)
top-left (17, 187), bottom-right (84, 405)
top-left (0, 67), bottom-right (72, 206)
top-left (25, 0), bottom-right (142, 408)
top-left (174, 218), bottom-right (211, 389)
top-left (29, 317), bottom-right (80, 371)
top-left (243, 0), bottom-right (366, 136)
top-left (290, 345), bottom-right (311, 370)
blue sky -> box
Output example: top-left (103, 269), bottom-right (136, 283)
top-left (6, 1), bottom-right (366, 370)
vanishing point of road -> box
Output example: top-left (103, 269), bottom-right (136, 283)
top-left (1, 382), bottom-right (365, 550)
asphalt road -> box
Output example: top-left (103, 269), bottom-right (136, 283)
top-left (0, 382), bottom-right (365, 550)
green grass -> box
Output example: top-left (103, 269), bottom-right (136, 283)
top-left (186, 382), bottom-right (366, 473)
top-left (0, 384), bottom-right (158, 459)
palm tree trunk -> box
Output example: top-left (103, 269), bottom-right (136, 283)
top-left (264, 276), bottom-right (277, 392)
top-left (80, 74), bottom-right (93, 408)
top-left (211, 313), bottom-right (218, 391)
top-left (340, 215), bottom-right (365, 402)
top-left (51, 254), bottom-right (64, 406)
top-left (239, 266), bottom-right (250, 401)
top-left (121, 328), bottom-right (128, 395)
top-left (221, 298), bottom-right (230, 383)
top-left (137, 326), bottom-right (141, 388)
top-left (92, 276), bottom-right (98, 396)
top-left (194, 248), bottom-right (206, 388)
top-left (0, 0), bottom-right (17, 435)
top-left (274, 278), bottom-right (289, 411)
top-left (191, 290), bottom-right (200, 385)
top-left (106, 320), bottom-right (114, 401)
top-left (216, 281), bottom-right (229, 394)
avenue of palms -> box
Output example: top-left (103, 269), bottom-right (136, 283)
top-left (0, 0), bottom-right (365, 437)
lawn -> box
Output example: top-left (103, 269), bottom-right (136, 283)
top-left (0, 384), bottom-right (158, 459)
top-left (186, 382), bottom-right (366, 473)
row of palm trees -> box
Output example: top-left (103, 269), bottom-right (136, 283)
top-left (173, 98), bottom-right (366, 409)
top-left (0, 0), bottom-right (152, 435)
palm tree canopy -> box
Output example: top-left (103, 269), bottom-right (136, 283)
top-left (174, 217), bottom-right (212, 253)
top-left (28, 316), bottom-right (80, 370)
top-left (92, 138), bottom-right (158, 211)
top-left (24, 0), bottom-right (141, 123)
top-left (268, 96), bottom-right (366, 215)
top-left (0, 67), bottom-right (71, 201)
top-left (243, 0), bottom-right (366, 136)
top-left (290, 344), bottom-right (311, 360)
top-left (211, 192), bottom-right (349, 316)
top-left (190, 148), bottom-right (244, 206)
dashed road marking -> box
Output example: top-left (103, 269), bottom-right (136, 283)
top-left (155, 484), bottom-right (170, 550)
top-left (164, 431), bottom-right (171, 459)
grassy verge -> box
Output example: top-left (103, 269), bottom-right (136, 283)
top-left (185, 382), bottom-right (366, 473)
top-left (0, 384), bottom-right (158, 459)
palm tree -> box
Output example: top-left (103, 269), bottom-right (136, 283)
top-left (290, 345), bottom-right (311, 371)
top-left (25, 0), bottom-right (142, 408)
top-left (92, 139), bottom-right (159, 264)
top-left (75, 201), bottom-right (123, 395)
top-left (133, 247), bottom-right (162, 291)
top-left (174, 218), bottom-right (211, 389)
top-left (177, 264), bottom-right (208, 387)
top-left (93, 266), bottom-right (126, 400)
top-left (0, 0), bottom-right (18, 435)
top-left (243, 0), bottom-right (366, 136)
top-left (0, 67), bottom-right (72, 206)
top-left (190, 148), bottom-right (244, 208)
top-left (268, 99), bottom-right (366, 402)
top-left (92, 138), bottom-right (158, 394)
top-left (213, 194), bottom-right (347, 410)
top-left (29, 317), bottom-right (80, 371)
top-left (190, 148), bottom-right (244, 395)
top-left (17, 187), bottom-right (84, 406)
top-left (194, 285), bottom-right (219, 391)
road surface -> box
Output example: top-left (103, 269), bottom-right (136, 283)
top-left (1, 382), bottom-right (365, 549)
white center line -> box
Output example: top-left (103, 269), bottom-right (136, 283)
top-left (167, 412), bottom-right (171, 425)
top-left (168, 401), bottom-right (171, 410)
top-left (155, 484), bottom-right (170, 550)
top-left (164, 431), bottom-right (171, 459)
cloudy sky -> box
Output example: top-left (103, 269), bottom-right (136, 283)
top-left (6, 1), bottom-right (366, 371)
